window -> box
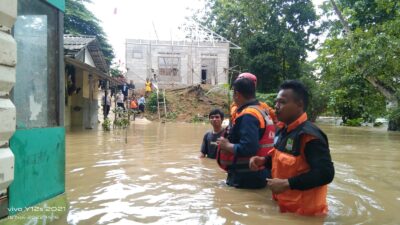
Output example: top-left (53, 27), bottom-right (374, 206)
top-left (158, 57), bottom-right (180, 76)
top-left (11, 0), bottom-right (61, 128)
top-left (132, 46), bottom-right (143, 59)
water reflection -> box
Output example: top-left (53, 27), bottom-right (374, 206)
top-left (54, 123), bottom-right (400, 225)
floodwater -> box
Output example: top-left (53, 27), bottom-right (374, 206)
top-left (55, 121), bottom-right (400, 225)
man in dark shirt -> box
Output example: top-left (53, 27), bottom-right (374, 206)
top-left (217, 78), bottom-right (268, 189)
top-left (249, 80), bottom-right (334, 216)
top-left (200, 109), bottom-right (224, 159)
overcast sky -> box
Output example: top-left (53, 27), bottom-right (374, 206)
top-left (87, 0), bottom-right (326, 65)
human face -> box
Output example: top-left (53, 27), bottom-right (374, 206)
top-left (275, 89), bottom-right (303, 124)
top-left (209, 114), bottom-right (222, 130)
top-left (233, 90), bottom-right (244, 106)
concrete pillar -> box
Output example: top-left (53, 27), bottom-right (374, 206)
top-left (0, 0), bottom-right (17, 217)
top-left (0, 0), bottom-right (17, 145)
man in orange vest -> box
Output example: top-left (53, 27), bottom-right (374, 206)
top-left (230, 73), bottom-right (277, 124)
top-left (217, 78), bottom-right (274, 189)
top-left (249, 80), bottom-right (334, 216)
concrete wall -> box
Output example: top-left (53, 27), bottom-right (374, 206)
top-left (126, 39), bottom-right (229, 88)
top-left (84, 47), bottom-right (95, 67)
top-left (0, 0), bottom-right (17, 203)
top-left (66, 68), bottom-right (99, 129)
top-left (0, 1), bottom-right (67, 224)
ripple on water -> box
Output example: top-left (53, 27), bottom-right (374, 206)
top-left (167, 184), bottom-right (197, 191)
top-left (63, 123), bottom-right (400, 225)
top-left (93, 159), bottom-right (126, 167)
top-left (70, 168), bottom-right (85, 173)
top-left (165, 168), bottom-right (185, 174)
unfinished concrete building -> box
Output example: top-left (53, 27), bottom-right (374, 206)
top-left (125, 24), bottom-right (239, 88)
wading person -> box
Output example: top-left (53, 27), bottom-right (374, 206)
top-left (138, 94), bottom-right (145, 117)
top-left (230, 73), bottom-right (277, 125)
top-left (116, 90), bottom-right (125, 110)
top-left (249, 80), bottom-right (335, 216)
top-left (200, 109), bottom-right (225, 159)
top-left (217, 78), bottom-right (274, 189)
top-left (130, 97), bottom-right (138, 120)
top-left (102, 92), bottom-right (111, 119)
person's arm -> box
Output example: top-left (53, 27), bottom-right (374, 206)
top-left (249, 155), bottom-right (272, 171)
top-left (288, 138), bottom-right (335, 190)
top-left (233, 115), bottom-right (260, 157)
top-left (200, 133), bottom-right (208, 158)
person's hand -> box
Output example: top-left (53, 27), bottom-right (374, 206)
top-left (199, 153), bottom-right (205, 158)
top-left (216, 137), bottom-right (234, 154)
top-left (266, 178), bottom-right (290, 194)
top-left (249, 156), bottom-right (266, 171)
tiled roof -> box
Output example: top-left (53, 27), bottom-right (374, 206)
top-left (64, 34), bottom-right (109, 73)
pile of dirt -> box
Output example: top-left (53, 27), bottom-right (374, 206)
top-left (146, 84), bottom-right (230, 122)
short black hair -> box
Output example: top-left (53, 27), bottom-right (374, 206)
top-left (279, 80), bottom-right (309, 111)
top-left (232, 78), bottom-right (256, 99)
top-left (209, 108), bottom-right (224, 120)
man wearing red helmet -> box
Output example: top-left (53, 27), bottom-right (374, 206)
top-left (230, 73), bottom-right (277, 124)
top-left (237, 72), bottom-right (258, 85)
top-left (217, 78), bottom-right (274, 188)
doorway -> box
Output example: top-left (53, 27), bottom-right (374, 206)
top-left (201, 69), bottom-right (207, 84)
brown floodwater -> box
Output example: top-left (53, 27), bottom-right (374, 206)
top-left (54, 121), bottom-right (400, 225)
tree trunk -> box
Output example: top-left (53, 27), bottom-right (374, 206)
top-left (387, 99), bottom-right (400, 131)
top-left (366, 77), bottom-right (399, 131)
top-left (388, 117), bottom-right (400, 131)
top-left (330, 0), bottom-right (399, 131)
top-left (329, 0), bottom-right (351, 34)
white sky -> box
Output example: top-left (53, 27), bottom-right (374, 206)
top-left (87, 0), bottom-right (326, 65)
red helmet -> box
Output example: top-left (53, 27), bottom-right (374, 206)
top-left (236, 72), bottom-right (257, 86)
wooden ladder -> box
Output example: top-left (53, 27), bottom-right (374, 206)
top-left (157, 88), bottom-right (167, 120)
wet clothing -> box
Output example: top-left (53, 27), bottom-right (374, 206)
top-left (102, 95), bottom-right (111, 118)
top-left (230, 101), bottom-right (277, 124)
top-left (226, 100), bottom-right (269, 189)
top-left (130, 100), bottom-right (138, 109)
top-left (201, 130), bottom-right (224, 159)
top-left (116, 93), bottom-right (125, 110)
top-left (138, 97), bottom-right (145, 113)
top-left (266, 113), bottom-right (334, 215)
top-left (218, 105), bottom-right (275, 172)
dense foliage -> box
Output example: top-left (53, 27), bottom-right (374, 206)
top-left (196, 0), bottom-right (400, 130)
top-left (317, 0), bottom-right (400, 129)
top-left (196, 0), bottom-right (327, 119)
top-left (197, 0), bottom-right (320, 93)
top-left (64, 0), bottom-right (115, 65)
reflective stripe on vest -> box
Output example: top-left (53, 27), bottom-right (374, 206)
top-left (217, 105), bottom-right (275, 172)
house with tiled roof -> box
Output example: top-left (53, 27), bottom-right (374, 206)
top-left (64, 34), bottom-right (122, 129)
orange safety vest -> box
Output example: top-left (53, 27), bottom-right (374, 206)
top-left (130, 100), bottom-right (138, 109)
top-left (217, 105), bottom-right (275, 171)
top-left (271, 113), bottom-right (329, 216)
top-left (230, 102), bottom-right (277, 124)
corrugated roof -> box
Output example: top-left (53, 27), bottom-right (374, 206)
top-left (64, 34), bottom-right (96, 50)
top-left (64, 34), bottom-right (109, 73)
top-left (65, 57), bottom-right (124, 85)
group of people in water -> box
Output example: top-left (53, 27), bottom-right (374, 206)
top-left (200, 73), bottom-right (335, 216)
top-left (101, 78), bottom-right (155, 120)
top-left (102, 91), bottom-right (146, 119)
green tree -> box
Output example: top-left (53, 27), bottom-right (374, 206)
top-left (197, 0), bottom-right (320, 93)
top-left (317, 0), bottom-right (400, 130)
top-left (65, 0), bottom-right (115, 65)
